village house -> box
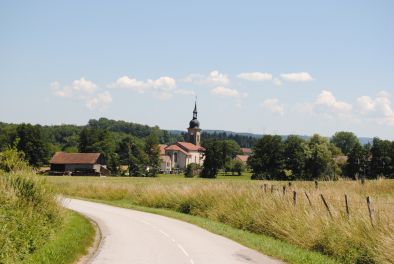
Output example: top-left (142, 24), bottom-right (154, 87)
top-left (49, 152), bottom-right (110, 176)
top-left (159, 102), bottom-right (205, 172)
top-left (235, 148), bottom-right (253, 165)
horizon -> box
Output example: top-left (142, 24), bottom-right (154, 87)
top-left (1, 1), bottom-right (393, 140)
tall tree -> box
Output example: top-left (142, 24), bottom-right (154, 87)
top-left (248, 135), bottom-right (285, 180)
top-left (345, 142), bottom-right (370, 179)
top-left (200, 140), bottom-right (223, 178)
top-left (331, 131), bottom-right (360, 156)
top-left (370, 137), bottom-right (392, 178)
top-left (144, 131), bottom-right (160, 176)
top-left (284, 135), bottom-right (308, 179)
top-left (16, 124), bottom-right (49, 167)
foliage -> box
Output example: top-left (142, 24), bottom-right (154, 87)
top-left (0, 172), bottom-right (62, 263)
top-left (0, 145), bottom-right (31, 173)
top-left (185, 163), bottom-right (201, 178)
top-left (15, 124), bottom-right (50, 167)
top-left (248, 135), bottom-right (286, 180)
top-left (330, 131), bottom-right (360, 156)
top-left (144, 131), bottom-right (160, 176)
top-left (200, 139), bottom-right (241, 178)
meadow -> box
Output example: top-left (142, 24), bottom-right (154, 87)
top-left (48, 174), bottom-right (394, 264)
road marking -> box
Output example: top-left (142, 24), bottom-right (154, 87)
top-left (190, 259), bottom-right (194, 264)
top-left (159, 229), bottom-right (170, 238)
top-left (177, 243), bottom-right (189, 257)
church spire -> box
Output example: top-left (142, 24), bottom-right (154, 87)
top-left (193, 100), bottom-right (197, 119)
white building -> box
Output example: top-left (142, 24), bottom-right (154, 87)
top-left (160, 102), bottom-right (204, 172)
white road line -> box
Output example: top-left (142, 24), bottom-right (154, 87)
top-left (190, 259), bottom-right (195, 264)
top-left (177, 243), bottom-right (189, 257)
top-left (159, 229), bottom-right (170, 238)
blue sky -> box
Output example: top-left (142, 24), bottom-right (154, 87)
top-left (1, 1), bottom-right (393, 139)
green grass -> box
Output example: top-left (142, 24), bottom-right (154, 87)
top-left (22, 210), bottom-right (96, 264)
top-left (83, 197), bottom-right (339, 264)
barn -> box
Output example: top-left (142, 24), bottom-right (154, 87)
top-left (49, 152), bottom-right (110, 176)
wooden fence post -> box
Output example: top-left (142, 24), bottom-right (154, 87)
top-left (282, 185), bottom-right (286, 196)
top-left (293, 191), bottom-right (297, 206)
top-left (367, 196), bottom-right (374, 227)
top-left (344, 194), bottom-right (350, 218)
top-left (320, 194), bottom-right (333, 219)
top-left (271, 185), bottom-right (274, 194)
top-left (263, 184), bottom-right (267, 193)
top-left (315, 180), bottom-right (319, 189)
top-left (304, 191), bottom-right (313, 207)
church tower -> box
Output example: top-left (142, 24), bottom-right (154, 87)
top-left (187, 101), bottom-right (201, 146)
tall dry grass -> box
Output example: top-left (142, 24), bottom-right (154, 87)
top-left (51, 177), bottom-right (394, 264)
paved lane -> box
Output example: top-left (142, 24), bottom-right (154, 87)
top-left (63, 198), bottom-right (282, 264)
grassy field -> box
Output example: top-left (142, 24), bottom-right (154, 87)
top-left (0, 172), bottom-right (95, 264)
top-left (48, 174), bottom-right (394, 264)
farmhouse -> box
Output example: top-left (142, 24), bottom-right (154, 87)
top-left (159, 102), bottom-right (205, 172)
top-left (49, 152), bottom-right (110, 176)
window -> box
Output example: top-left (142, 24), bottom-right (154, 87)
top-left (174, 152), bottom-right (178, 162)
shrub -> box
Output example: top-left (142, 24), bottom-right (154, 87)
top-left (185, 163), bottom-right (201, 178)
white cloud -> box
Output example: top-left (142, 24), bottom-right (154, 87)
top-left (51, 78), bottom-right (112, 111)
top-left (237, 72), bottom-right (272, 81)
top-left (180, 70), bottom-right (230, 85)
top-left (208, 70), bottom-right (230, 85)
top-left (280, 72), bottom-right (314, 82)
top-left (356, 96), bottom-right (376, 114)
top-left (210, 86), bottom-right (240, 97)
top-left (298, 90), bottom-right (352, 119)
top-left (112, 75), bottom-right (196, 100)
top-left (261, 98), bottom-right (284, 115)
top-left (315, 90), bottom-right (352, 113)
top-left (86, 91), bottom-right (113, 111)
top-left (356, 91), bottom-right (394, 125)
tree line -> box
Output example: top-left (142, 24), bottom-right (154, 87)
top-left (243, 132), bottom-right (394, 180)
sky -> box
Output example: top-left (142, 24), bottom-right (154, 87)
top-left (0, 1), bottom-right (394, 139)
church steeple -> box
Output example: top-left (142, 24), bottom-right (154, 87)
top-left (188, 100), bottom-right (201, 146)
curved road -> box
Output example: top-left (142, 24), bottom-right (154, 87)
top-left (63, 199), bottom-right (282, 264)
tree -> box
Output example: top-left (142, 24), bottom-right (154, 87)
top-left (370, 138), bottom-right (392, 178)
top-left (284, 135), bottom-right (308, 179)
top-left (144, 131), bottom-right (160, 176)
top-left (305, 134), bottom-right (340, 180)
top-left (200, 140), bottom-right (223, 178)
top-left (116, 136), bottom-right (148, 176)
top-left (16, 124), bottom-right (49, 167)
top-left (331, 131), bottom-right (360, 156)
top-left (344, 142), bottom-right (370, 179)
top-left (248, 135), bottom-right (285, 180)
top-left (233, 159), bottom-right (245, 176)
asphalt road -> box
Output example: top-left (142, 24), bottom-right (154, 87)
top-left (63, 198), bottom-right (282, 264)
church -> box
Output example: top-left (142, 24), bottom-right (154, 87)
top-left (159, 102), bottom-right (205, 173)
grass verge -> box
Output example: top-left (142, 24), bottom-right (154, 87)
top-left (79, 197), bottom-right (339, 264)
top-left (22, 210), bottom-right (96, 264)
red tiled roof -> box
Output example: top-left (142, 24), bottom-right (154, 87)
top-left (165, 144), bottom-right (189, 155)
top-left (176, 142), bottom-right (205, 152)
top-left (159, 144), bottom-right (167, 155)
top-left (235, 155), bottom-right (249, 163)
top-left (50, 152), bottom-right (102, 164)
top-left (241, 148), bottom-right (252, 154)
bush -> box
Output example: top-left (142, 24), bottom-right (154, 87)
top-left (185, 163), bottom-right (201, 178)
top-left (0, 148), bottom-right (63, 263)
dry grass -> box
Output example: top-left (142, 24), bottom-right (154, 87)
top-left (48, 176), bottom-right (394, 264)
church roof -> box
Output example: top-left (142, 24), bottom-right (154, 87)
top-left (165, 144), bottom-right (190, 155)
top-left (176, 142), bottom-right (205, 152)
